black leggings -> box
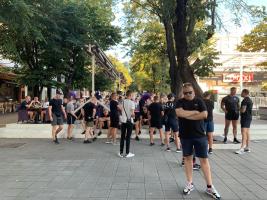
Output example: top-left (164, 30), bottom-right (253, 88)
top-left (120, 122), bottom-right (133, 154)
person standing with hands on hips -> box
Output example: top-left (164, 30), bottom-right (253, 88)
top-left (118, 90), bottom-right (135, 158)
top-left (175, 83), bottom-right (221, 199)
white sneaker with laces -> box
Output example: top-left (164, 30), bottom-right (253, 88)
top-left (235, 148), bottom-right (245, 154)
top-left (206, 185), bottom-right (221, 199)
top-left (125, 152), bottom-right (135, 158)
top-left (183, 182), bottom-right (194, 195)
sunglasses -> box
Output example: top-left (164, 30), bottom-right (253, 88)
top-left (183, 91), bottom-right (193, 95)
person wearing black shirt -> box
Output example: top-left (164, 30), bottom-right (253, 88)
top-left (235, 89), bottom-right (253, 154)
top-left (164, 93), bottom-right (181, 152)
top-left (108, 93), bottom-right (121, 144)
top-left (203, 92), bottom-right (214, 154)
top-left (20, 96), bottom-right (33, 121)
top-left (48, 90), bottom-right (67, 144)
top-left (221, 87), bottom-right (240, 144)
top-left (148, 95), bottom-right (164, 146)
top-left (176, 83), bottom-right (220, 199)
top-left (81, 97), bottom-right (97, 143)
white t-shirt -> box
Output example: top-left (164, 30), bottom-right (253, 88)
top-left (121, 99), bottom-right (135, 123)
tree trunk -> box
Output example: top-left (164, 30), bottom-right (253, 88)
top-left (174, 0), bottom-right (203, 97)
top-left (163, 19), bottom-right (183, 97)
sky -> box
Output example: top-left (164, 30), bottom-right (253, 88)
top-left (106, 0), bottom-right (267, 62)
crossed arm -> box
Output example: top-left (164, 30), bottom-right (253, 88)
top-left (175, 108), bottom-right (207, 120)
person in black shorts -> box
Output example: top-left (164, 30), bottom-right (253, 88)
top-left (148, 95), bottom-right (164, 146)
top-left (108, 93), bottom-right (121, 144)
top-left (164, 93), bottom-right (181, 152)
top-left (134, 97), bottom-right (141, 141)
top-left (48, 90), bottom-right (67, 144)
top-left (235, 89), bottom-right (253, 154)
top-left (221, 87), bottom-right (240, 144)
top-left (176, 83), bottom-right (220, 199)
top-left (203, 92), bottom-right (214, 154)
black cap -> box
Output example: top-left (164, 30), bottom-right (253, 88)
top-left (167, 93), bottom-right (175, 100)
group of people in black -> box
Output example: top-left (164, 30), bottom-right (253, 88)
top-left (47, 84), bottom-right (254, 200)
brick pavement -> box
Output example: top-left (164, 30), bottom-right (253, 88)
top-left (0, 138), bottom-right (266, 200)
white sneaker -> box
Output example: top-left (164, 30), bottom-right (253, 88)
top-left (244, 147), bottom-right (251, 153)
top-left (118, 152), bottom-right (124, 158)
top-left (235, 148), bottom-right (245, 154)
top-left (105, 141), bottom-right (112, 144)
top-left (183, 182), bottom-right (194, 195)
top-left (125, 152), bottom-right (135, 158)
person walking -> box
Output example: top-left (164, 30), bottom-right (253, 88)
top-left (203, 92), bottom-right (215, 154)
top-left (221, 87), bottom-right (241, 144)
top-left (48, 90), bottom-right (67, 144)
top-left (118, 90), bottom-right (135, 158)
top-left (235, 89), bottom-right (253, 154)
top-left (66, 97), bottom-right (78, 140)
top-left (148, 95), bottom-right (164, 146)
top-left (175, 83), bottom-right (221, 199)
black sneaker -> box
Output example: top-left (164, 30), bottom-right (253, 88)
top-left (193, 163), bottom-right (201, 170)
top-left (138, 130), bottom-right (141, 135)
top-left (166, 147), bottom-right (171, 152)
top-left (223, 137), bottom-right (227, 144)
top-left (92, 137), bottom-right (97, 142)
top-left (67, 137), bottom-right (73, 140)
top-left (176, 148), bottom-right (182, 153)
top-left (208, 148), bottom-right (213, 154)
top-left (135, 136), bottom-right (140, 141)
top-left (169, 137), bottom-right (174, 143)
top-left (233, 138), bottom-right (241, 144)
top-left (98, 131), bottom-right (102, 136)
top-left (150, 142), bottom-right (155, 146)
top-left (83, 140), bottom-right (92, 144)
top-left (81, 131), bottom-right (85, 135)
top-left (53, 139), bottom-right (59, 144)
top-left (160, 143), bottom-right (165, 147)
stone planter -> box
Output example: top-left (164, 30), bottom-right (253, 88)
top-left (259, 107), bottom-right (267, 120)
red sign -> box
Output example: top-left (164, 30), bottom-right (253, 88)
top-left (223, 73), bottom-right (254, 83)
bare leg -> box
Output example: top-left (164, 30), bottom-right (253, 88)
top-left (159, 128), bottom-right (164, 144)
top-left (52, 125), bottom-right (58, 140)
top-left (67, 124), bottom-right (74, 138)
top-left (112, 128), bottom-right (117, 143)
top-left (149, 127), bottom-right (155, 144)
top-left (207, 132), bottom-right (213, 149)
top-left (174, 132), bottom-right (181, 149)
top-left (232, 120), bottom-right (238, 138)
top-left (224, 120), bottom-right (231, 138)
top-left (184, 156), bottom-right (193, 183)
top-left (165, 131), bottom-right (170, 148)
top-left (199, 158), bottom-right (212, 186)
top-left (246, 128), bottom-right (250, 148)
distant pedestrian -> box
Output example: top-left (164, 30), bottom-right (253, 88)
top-left (118, 90), bottom-right (135, 158)
top-left (148, 95), bottom-right (164, 146)
top-left (176, 83), bottom-right (221, 199)
top-left (48, 90), bottom-right (67, 144)
top-left (66, 97), bottom-right (78, 140)
top-left (203, 91), bottom-right (214, 154)
top-left (221, 87), bottom-right (240, 144)
top-left (235, 89), bottom-right (253, 154)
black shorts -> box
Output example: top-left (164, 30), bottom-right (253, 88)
top-left (110, 116), bottom-right (119, 128)
top-left (241, 118), bottom-right (252, 128)
top-left (134, 113), bottom-right (140, 122)
top-left (180, 137), bottom-right (208, 158)
top-left (67, 114), bottom-right (76, 125)
top-left (150, 120), bottom-right (162, 129)
top-left (165, 118), bottom-right (179, 132)
top-left (225, 112), bottom-right (239, 120)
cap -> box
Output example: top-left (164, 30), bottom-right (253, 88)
top-left (167, 93), bottom-right (175, 100)
top-left (56, 89), bottom-right (63, 95)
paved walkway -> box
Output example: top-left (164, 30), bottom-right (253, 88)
top-left (0, 138), bottom-right (266, 200)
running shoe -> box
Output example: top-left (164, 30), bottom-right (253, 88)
top-left (169, 137), bottom-right (175, 143)
top-left (118, 152), bottom-right (124, 158)
top-left (92, 137), bottom-right (97, 142)
top-left (83, 140), bottom-right (91, 144)
top-left (53, 139), bottom-right (59, 144)
top-left (105, 140), bottom-right (112, 144)
top-left (244, 147), bottom-right (251, 153)
top-left (193, 163), bottom-right (201, 170)
top-left (223, 137), bottom-right (227, 144)
top-left (98, 131), bottom-right (102, 136)
top-left (81, 131), bottom-right (85, 135)
top-left (208, 148), bottom-right (213, 154)
top-left (183, 182), bottom-right (194, 195)
top-left (160, 143), bottom-right (165, 147)
top-left (166, 147), bottom-right (171, 152)
top-left (235, 148), bottom-right (245, 154)
top-left (125, 152), bottom-right (135, 158)
top-left (176, 148), bottom-right (182, 153)
top-left (233, 138), bottom-right (241, 144)
top-left (135, 136), bottom-right (140, 141)
top-left (206, 185), bottom-right (221, 199)
top-left (150, 142), bottom-right (155, 146)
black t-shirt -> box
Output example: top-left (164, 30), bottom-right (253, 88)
top-left (148, 102), bottom-right (163, 122)
top-left (83, 102), bottom-right (96, 121)
top-left (222, 95), bottom-right (239, 113)
top-left (164, 101), bottom-right (177, 119)
top-left (176, 97), bottom-right (207, 138)
top-left (203, 99), bottom-right (214, 122)
top-left (241, 97), bottom-right (253, 120)
top-left (49, 99), bottom-right (63, 116)
top-left (110, 100), bottom-right (119, 117)
top-left (20, 101), bottom-right (28, 110)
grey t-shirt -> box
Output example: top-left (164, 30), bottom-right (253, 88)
top-left (66, 102), bottom-right (74, 114)
top-left (121, 99), bottom-right (135, 123)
